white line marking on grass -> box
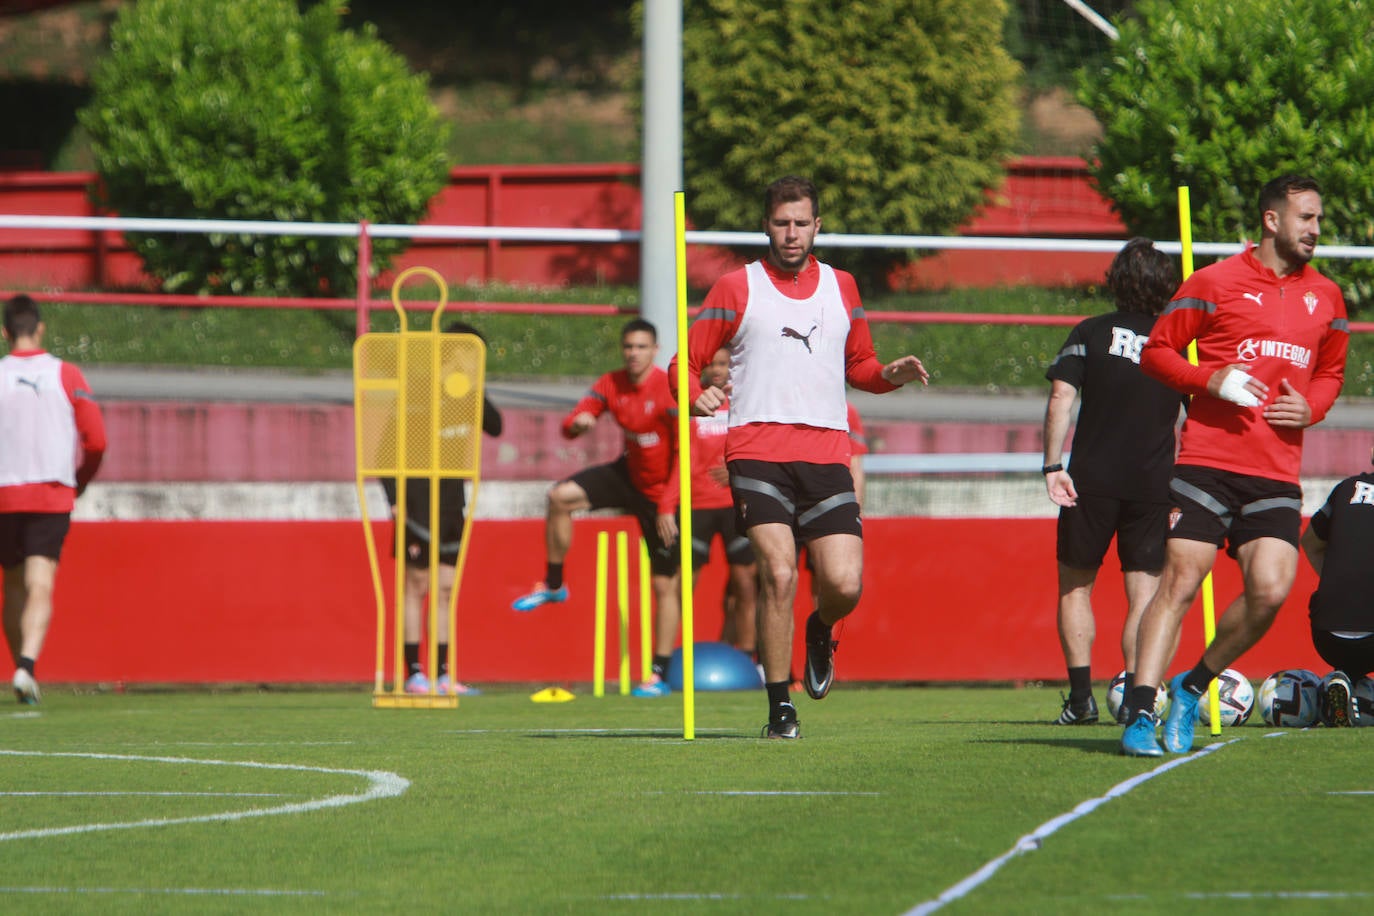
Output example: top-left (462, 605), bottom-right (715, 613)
top-left (1, 886), bottom-right (327, 898)
top-left (0, 750), bottom-right (408, 843)
top-left (2, 791), bottom-right (292, 798)
top-left (1108, 891), bottom-right (1373, 902)
top-left (604, 893), bottom-right (812, 901)
top-left (1329, 790), bottom-right (1374, 795)
top-left (449, 727), bottom-right (737, 735)
top-left (5, 712), bottom-right (40, 719)
top-left (902, 739), bottom-right (1241, 916)
top-left (683, 791), bottom-right (881, 797)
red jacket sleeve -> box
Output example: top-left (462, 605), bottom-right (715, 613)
top-left (1140, 299), bottom-right (1213, 396)
top-left (670, 269), bottom-right (747, 405)
top-left (837, 271), bottom-right (897, 394)
top-left (1307, 315), bottom-right (1349, 425)
top-left (561, 372), bottom-right (613, 438)
top-left (62, 362), bottom-right (106, 491)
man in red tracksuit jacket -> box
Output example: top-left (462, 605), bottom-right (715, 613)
top-left (1120, 175), bottom-right (1349, 757)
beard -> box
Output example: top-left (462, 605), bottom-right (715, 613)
top-left (1276, 231), bottom-right (1316, 266)
top-left (768, 238), bottom-right (813, 271)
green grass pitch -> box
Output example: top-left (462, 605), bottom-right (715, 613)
top-left (1, 686), bottom-right (1369, 914)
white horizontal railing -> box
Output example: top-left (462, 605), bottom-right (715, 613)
top-left (6, 213), bottom-right (1374, 260)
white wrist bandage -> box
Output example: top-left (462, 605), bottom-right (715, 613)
top-left (1218, 370), bottom-right (1261, 407)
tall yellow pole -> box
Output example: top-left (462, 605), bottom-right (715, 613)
top-left (1177, 187), bottom-right (1222, 736)
top-left (674, 191), bottom-right (695, 740)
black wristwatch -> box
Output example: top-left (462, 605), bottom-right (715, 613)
top-left (1042, 463), bottom-right (1063, 475)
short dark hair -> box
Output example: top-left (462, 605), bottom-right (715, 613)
top-left (621, 317), bottom-right (656, 343)
top-left (443, 320), bottom-right (486, 343)
top-left (764, 176), bottom-right (819, 220)
top-left (1106, 237), bottom-right (1178, 316)
top-left (1258, 175), bottom-right (1321, 223)
top-left (3, 294), bottom-right (40, 339)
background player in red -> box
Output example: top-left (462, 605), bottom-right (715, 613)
top-left (1121, 175), bottom-right (1349, 757)
top-left (1, 294), bottom-right (106, 704)
top-left (677, 175), bottom-right (928, 738)
top-left (1042, 239), bottom-right (1184, 725)
top-left (660, 346), bottom-right (758, 658)
top-left (512, 319), bottom-right (682, 696)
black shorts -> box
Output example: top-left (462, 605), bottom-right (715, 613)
top-left (727, 459), bottom-right (861, 543)
top-left (1056, 493), bottom-right (1167, 573)
top-left (397, 513), bottom-right (466, 568)
top-left (0, 512), bottom-right (71, 567)
top-left (1311, 627), bottom-right (1374, 680)
top-left (1166, 465), bottom-right (1302, 558)
top-left (689, 506), bottom-right (754, 570)
top-left (569, 457), bottom-right (678, 576)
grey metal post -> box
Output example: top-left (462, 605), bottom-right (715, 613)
top-left (640, 0), bottom-right (684, 365)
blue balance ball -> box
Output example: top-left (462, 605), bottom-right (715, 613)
top-left (667, 642), bottom-right (762, 691)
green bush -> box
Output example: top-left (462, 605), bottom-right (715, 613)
top-left (79, 0), bottom-right (449, 298)
top-left (1078, 0), bottom-right (1374, 306)
top-left (677, 0), bottom-right (1021, 287)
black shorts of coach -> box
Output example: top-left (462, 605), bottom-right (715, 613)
top-left (0, 512), bottom-right (72, 567)
top-left (569, 456), bottom-right (679, 576)
top-left (1056, 493), bottom-right (1167, 573)
top-left (1166, 464), bottom-right (1303, 558)
top-left (726, 459), bottom-right (862, 542)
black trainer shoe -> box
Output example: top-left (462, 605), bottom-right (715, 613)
top-left (803, 613), bottom-right (837, 700)
top-left (761, 718), bottom-right (801, 739)
top-left (1322, 671), bottom-right (1355, 727)
top-left (1053, 692), bottom-right (1099, 725)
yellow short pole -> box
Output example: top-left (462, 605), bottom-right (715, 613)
top-left (617, 530), bottom-right (631, 695)
top-left (594, 530), bottom-right (609, 698)
top-left (639, 538), bottom-right (652, 681)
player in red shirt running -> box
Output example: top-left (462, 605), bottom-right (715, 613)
top-left (1121, 175), bottom-right (1349, 757)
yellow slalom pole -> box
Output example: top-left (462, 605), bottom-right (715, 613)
top-left (639, 539), bottom-right (652, 681)
top-left (594, 530), bottom-right (608, 698)
top-left (617, 530), bottom-right (631, 696)
top-left (674, 190), bottom-right (696, 740)
top-left (1178, 186), bottom-right (1223, 736)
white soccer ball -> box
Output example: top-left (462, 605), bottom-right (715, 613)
top-left (1106, 670), bottom-right (1169, 721)
top-left (1257, 669), bottom-right (1320, 727)
top-left (1197, 668), bottom-right (1254, 727)
top-left (1353, 677), bottom-right (1374, 727)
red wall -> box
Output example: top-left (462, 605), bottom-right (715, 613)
top-left (39, 516), bottom-right (1326, 687)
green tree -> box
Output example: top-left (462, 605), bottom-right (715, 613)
top-left (1078, 0), bottom-right (1374, 305)
top-left (678, 0), bottom-right (1021, 287)
top-left (80, 0), bottom-right (449, 297)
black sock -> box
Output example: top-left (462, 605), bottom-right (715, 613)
top-left (1181, 660), bottom-right (1218, 696)
top-left (545, 563), bottom-right (564, 590)
top-left (437, 643), bottom-right (449, 676)
top-left (652, 655), bottom-right (671, 681)
top-left (18, 655), bottom-right (34, 677)
top-left (1067, 666), bottom-right (1092, 700)
top-left (1123, 671), bottom-right (1135, 694)
top-left (1127, 685), bottom-right (1158, 720)
top-left (404, 643), bottom-right (421, 676)
top-left (766, 681), bottom-right (795, 722)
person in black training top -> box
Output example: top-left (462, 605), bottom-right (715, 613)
top-left (1299, 451), bottom-right (1374, 726)
top-left (1042, 238), bottom-right (1185, 725)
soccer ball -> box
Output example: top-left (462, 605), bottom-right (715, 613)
top-left (1105, 670), bottom-right (1169, 721)
top-left (1196, 668), bottom-right (1254, 726)
top-left (1257, 669), bottom-right (1320, 727)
